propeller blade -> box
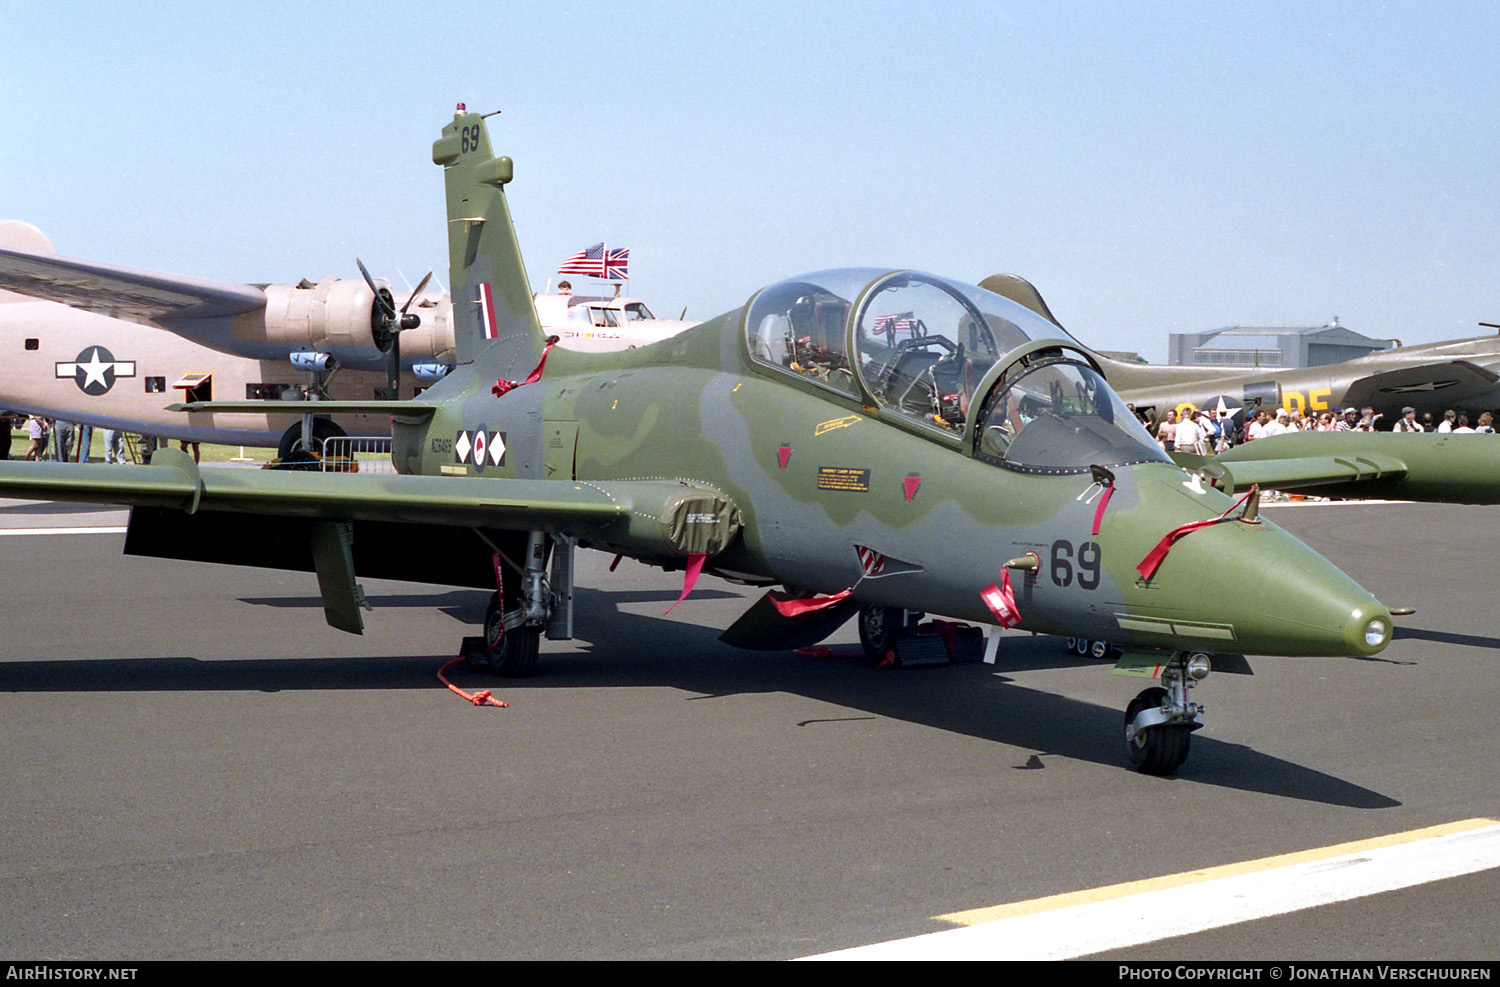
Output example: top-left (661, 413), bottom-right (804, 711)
top-left (401, 270), bottom-right (434, 315)
top-left (356, 258), bottom-right (397, 319)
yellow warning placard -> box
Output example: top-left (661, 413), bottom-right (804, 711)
top-left (817, 467), bottom-right (871, 493)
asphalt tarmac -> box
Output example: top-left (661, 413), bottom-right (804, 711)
top-left (1, 495), bottom-right (1497, 961)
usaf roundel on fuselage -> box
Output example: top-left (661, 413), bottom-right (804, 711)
top-left (55, 345), bottom-right (136, 396)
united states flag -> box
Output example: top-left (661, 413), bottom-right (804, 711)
top-left (558, 243), bottom-right (630, 280)
top-left (870, 312), bottom-right (916, 343)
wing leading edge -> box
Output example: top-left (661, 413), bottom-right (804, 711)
top-left (0, 245), bottom-right (267, 320)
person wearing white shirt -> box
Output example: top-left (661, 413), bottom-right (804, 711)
top-left (1393, 406), bottom-right (1423, 433)
top-left (1174, 412), bottom-right (1202, 455)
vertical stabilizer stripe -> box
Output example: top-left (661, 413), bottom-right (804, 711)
top-left (478, 282), bottom-right (498, 340)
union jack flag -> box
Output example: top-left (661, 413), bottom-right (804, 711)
top-left (558, 243), bottom-right (630, 280)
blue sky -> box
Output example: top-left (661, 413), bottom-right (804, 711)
top-left (4, 0), bottom-right (1496, 360)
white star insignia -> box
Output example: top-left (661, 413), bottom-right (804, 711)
top-left (78, 348), bottom-right (112, 390)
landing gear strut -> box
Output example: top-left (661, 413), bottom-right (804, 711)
top-left (465, 532), bottom-right (574, 678)
top-left (1123, 654), bottom-right (1209, 775)
top-left (470, 592), bottom-right (540, 677)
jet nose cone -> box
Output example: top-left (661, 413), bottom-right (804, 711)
top-left (1346, 603), bottom-right (1393, 655)
top-left (1082, 467), bottom-right (1395, 659)
top-left (1187, 521), bottom-right (1393, 657)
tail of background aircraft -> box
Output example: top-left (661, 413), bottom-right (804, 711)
top-left (431, 106), bottom-right (546, 374)
top-left (978, 272), bottom-right (1238, 395)
top-left (0, 220), bottom-right (57, 304)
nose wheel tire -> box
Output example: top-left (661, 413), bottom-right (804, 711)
top-left (1124, 687), bottom-right (1191, 775)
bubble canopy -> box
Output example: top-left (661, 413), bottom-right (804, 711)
top-left (744, 269), bottom-right (1171, 474)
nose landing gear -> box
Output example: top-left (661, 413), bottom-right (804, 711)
top-left (1123, 654), bottom-right (1210, 775)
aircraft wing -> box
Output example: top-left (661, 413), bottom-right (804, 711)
top-left (168, 400), bottom-right (442, 422)
top-left (1339, 360), bottom-right (1500, 411)
top-left (0, 448), bottom-right (744, 635)
top-left (0, 449), bottom-right (734, 535)
top-left (1183, 449), bottom-right (1409, 494)
top-left (0, 245), bottom-right (266, 320)
top-left (1184, 432), bottom-right (1500, 504)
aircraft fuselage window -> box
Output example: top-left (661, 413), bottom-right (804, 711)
top-left (624, 303), bottom-right (653, 320)
top-left (247, 383), bottom-right (296, 400)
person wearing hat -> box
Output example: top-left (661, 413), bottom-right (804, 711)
top-left (1393, 406), bottom-right (1423, 433)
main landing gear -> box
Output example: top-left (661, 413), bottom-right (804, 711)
top-left (468, 593), bottom-right (541, 677)
top-left (857, 604), bottom-right (984, 667)
top-left (1122, 654), bottom-right (1210, 776)
top-left (274, 417), bottom-right (346, 470)
top-left (464, 532), bottom-right (575, 678)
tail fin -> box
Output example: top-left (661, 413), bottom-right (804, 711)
top-left (431, 106), bottom-right (545, 368)
top-left (0, 220), bottom-right (55, 254)
top-left (0, 221), bottom-right (57, 304)
top-left (978, 273), bottom-right (1067, 332)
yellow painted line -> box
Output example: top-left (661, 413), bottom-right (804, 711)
top-left (937, 816), bottom-right (1498, 927)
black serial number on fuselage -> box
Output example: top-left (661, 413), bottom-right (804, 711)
top-left (461, 125), bottom-right (482, 153)
top-left (1050, 540), bottom-right (1101, 590)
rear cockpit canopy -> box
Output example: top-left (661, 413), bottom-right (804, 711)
top-left (744, 269), bottom-right (1170, 474)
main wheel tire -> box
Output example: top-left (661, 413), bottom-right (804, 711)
top-left (482, 591), bottom-right (540, 678)
top-left (272, 449), bottom-right (320, 471)
top-left (276, 418), bottom-right (347, 463)
top-left (858, 604), bottom-right (901, 664)
top-left (1124, 687), bottom-right (1191, 775)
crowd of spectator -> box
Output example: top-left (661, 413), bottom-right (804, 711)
top-left (1144, 404), bottom-right (1496, 456)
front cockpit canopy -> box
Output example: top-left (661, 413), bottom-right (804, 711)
top-left (974, 356), bottom-right (1171, 473)
top-left (745, 269), bottom-right (1170, 474)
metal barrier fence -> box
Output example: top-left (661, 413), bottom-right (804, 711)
top-left (319, 435), bottom-right (395, 473)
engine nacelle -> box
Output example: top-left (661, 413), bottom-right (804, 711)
top-left (395, 293), bottom-right (456, 365)
top-left (261, 276), bottom-right (395, 363)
